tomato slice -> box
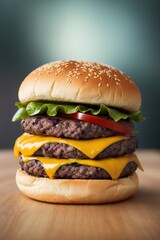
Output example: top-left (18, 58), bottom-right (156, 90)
top-left (59, 112), bottom-right (132, 135)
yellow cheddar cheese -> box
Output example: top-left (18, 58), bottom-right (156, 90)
top-left (14, 133), bottom-right (126, 159)
top-left (21, 154), bottom-right (143, 180)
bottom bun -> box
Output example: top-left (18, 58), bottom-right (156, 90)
top-left (16, 169), bottom-right (138, 204)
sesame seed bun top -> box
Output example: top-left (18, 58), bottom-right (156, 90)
top-left (18, 60), bottom-right (142, 112)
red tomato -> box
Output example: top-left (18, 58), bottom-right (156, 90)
top-left (60, 112), bottom-right (132, 135)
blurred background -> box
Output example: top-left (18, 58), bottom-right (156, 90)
top-left (0, 0), bottom-right (160, 149)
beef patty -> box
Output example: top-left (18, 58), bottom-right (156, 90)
top-left (21, 116), bottom-right (133, 139)
top-left (19, 159), bottom-right (137, 179)
top-left (34, 136), bottom-right (137, 159)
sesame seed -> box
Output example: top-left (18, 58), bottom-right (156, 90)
top-left (116, 82), bottom-right (119, 85)
top-left (98, 83), bottom-right (102, 87)
top-left (106, 83), bottom-right (110, 87)
top-left (57, 69), bottom-right (62, 73)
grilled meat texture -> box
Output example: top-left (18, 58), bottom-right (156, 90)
top-left (19, 159), bottom-right (137, 179)
top-left (34, 136), bottom-right (137, 159)
top-left (21, 116), bottom-right (133, 139)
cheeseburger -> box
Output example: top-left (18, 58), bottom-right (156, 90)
top-left (13, 60), bottom-right (144, 204)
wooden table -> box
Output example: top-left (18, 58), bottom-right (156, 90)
top-left (0, 150), bottom-right (160, 240)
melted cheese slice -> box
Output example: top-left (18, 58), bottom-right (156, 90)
top-left (22, 154), bottom-right (143, 180)
top-left (14, 133), bottom-right (126, 159)
top-left (14, 133), bottom-right (143, 180)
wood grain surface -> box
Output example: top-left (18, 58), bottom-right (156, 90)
top-left (0, 150), bottom-right (160, 240)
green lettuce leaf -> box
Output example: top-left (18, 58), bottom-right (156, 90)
top-left (12, 101), bottom-right (145, 122)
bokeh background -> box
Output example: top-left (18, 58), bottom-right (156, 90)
top-left (0, 0), bottom-right (160, 149)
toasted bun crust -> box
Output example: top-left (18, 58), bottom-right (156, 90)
top-left (18, 60), bottom-right (141, 112)
top-left (16, 169), bottom-right (138, 204)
